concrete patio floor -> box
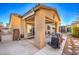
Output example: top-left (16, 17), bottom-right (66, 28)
top-left (35, 35), bottom-right (67, 55)
top-left (0, 34), bottom-right (67, 55)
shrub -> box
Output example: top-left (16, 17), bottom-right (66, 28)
top-left (72, 26), bottom-right (79, 38)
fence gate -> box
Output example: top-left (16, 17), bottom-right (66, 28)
top-left (13, 29), bottom-right (20, 40)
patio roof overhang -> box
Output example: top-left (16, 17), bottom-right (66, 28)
top-left (22, 4), bottom-right (60, 22)
top-left (23, 14), bottom-right (56, 25)
top-left (22, 10), bottom-right (35, 20)
top-left (22, 15), bottom-right (56, 26)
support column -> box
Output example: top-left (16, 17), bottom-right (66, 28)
top-left (20, 20), bottom-right (24, 38)
top-left (45, 24), bottom-right (48, 34)
top-left (52, 23), bottom-right (56, 33)
top-left (56, 22), bottom-right (59, 32)
top-left (24, 20), bottom-right (27, 39)
top-left (34, 14), bottom-right (45, 49)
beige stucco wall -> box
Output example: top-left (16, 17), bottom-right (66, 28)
top-left (34, 8), bottom-right (60, 48)
top-left (37, 8), bottom-right (60, 32)
top-left (9, 14), bottom-right (22, 34)
top-left (34, 9), bottom-right (46, 48)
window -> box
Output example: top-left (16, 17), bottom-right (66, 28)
top-left (47, 25), bottom-right (50, 30)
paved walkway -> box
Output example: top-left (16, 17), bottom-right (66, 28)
top-left (62, 37), bottom-right (79, 55)
top-left (0, 34), bottom-right (67, 55)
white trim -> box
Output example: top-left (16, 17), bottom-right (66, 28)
top-left (22, 11), bottom-right (35, 20)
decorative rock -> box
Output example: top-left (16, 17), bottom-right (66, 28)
top-left (67, 49), bottom-right (73, 53)
top-left (68, 45), bottom-right (73, 49)
top-left (74, 43), bottom-right (79, 45)
top-left (73, 40), bottom-right (77, 42)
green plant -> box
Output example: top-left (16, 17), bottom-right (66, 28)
top-left (72, 26), bottom-right (79, 38)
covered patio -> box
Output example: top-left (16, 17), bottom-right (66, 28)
top-left (22, 4), bottom-right (60, 49)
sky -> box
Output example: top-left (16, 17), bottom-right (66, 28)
top-left (0, 3), bottom-right (79, 26)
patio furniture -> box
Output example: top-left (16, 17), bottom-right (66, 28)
top-left (48, 32), bottom-right (63, 49)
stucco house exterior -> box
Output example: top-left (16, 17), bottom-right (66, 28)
top-left (9, 4), bottom-right (60, 48)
